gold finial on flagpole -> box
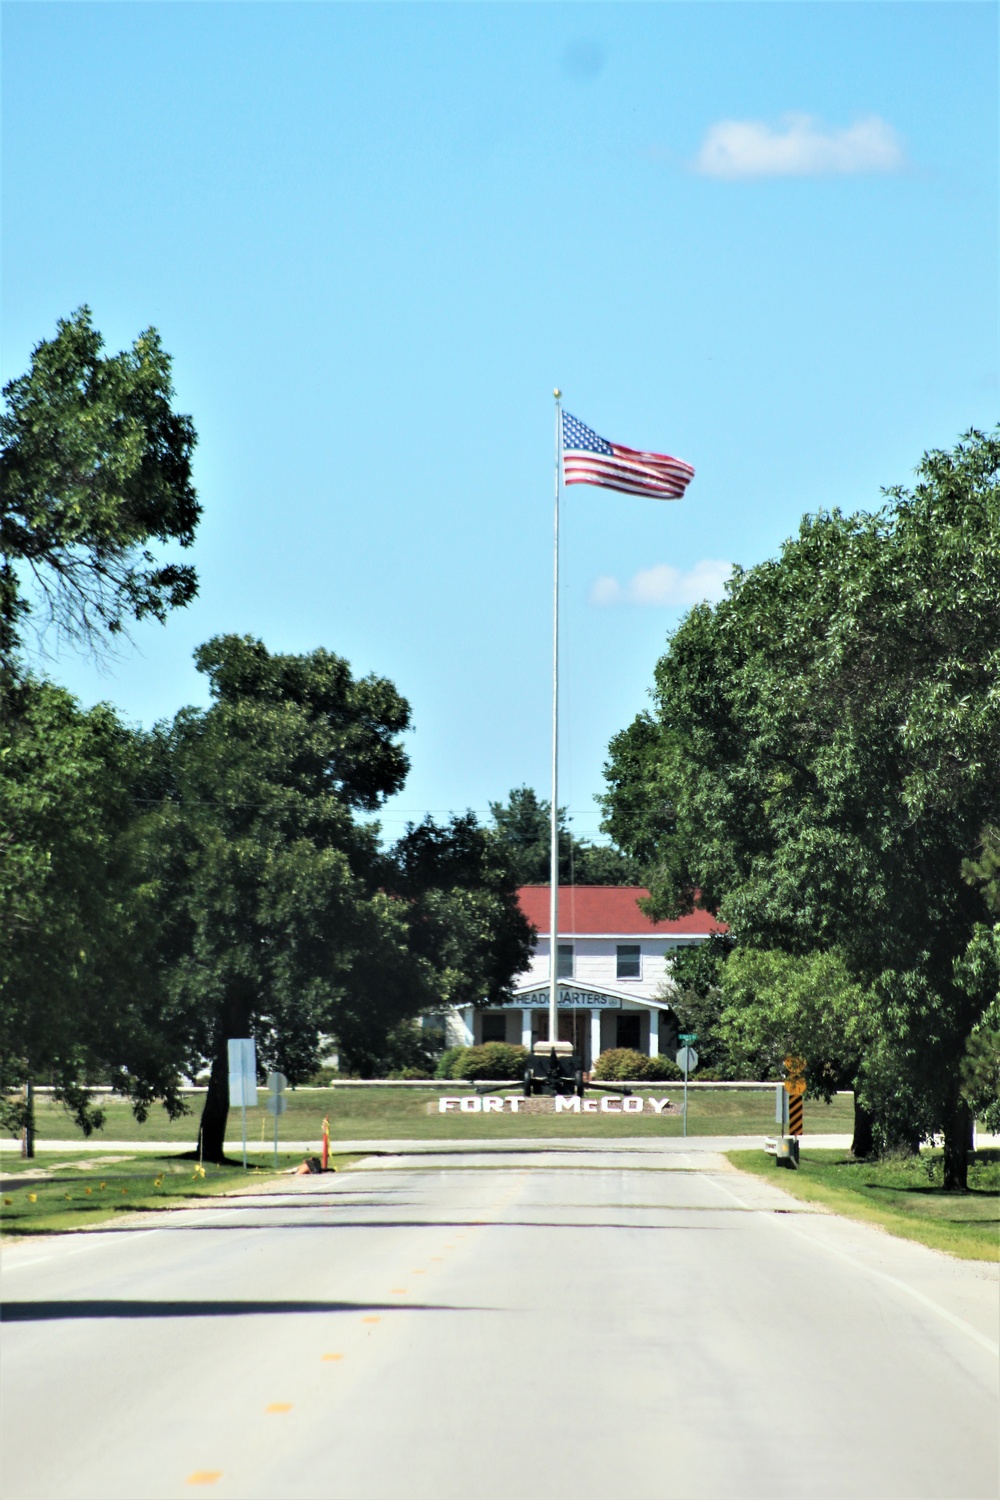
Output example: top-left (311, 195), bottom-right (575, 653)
top-left (553, 388), bottom-right (562, 399)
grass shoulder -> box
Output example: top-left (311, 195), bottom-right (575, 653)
top-left (726, 1147), bottom-right (1000, 1263)
top-left (0, 1150), bottom-right (361, 1238)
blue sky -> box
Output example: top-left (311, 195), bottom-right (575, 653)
top-left (3, 2), bottom-right (996, 843)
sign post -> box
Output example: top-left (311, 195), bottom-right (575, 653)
top-left (785, 1079), bottom-right (805, 1137)
top-left (265, 1072), bottom-right (288, 1168)
top-left (783, 1055), bottom-right (806, 1143)
top-left (676, 1046), bottom-right (698, 1138)
top-left (227, 1039), bottom-right (258, 1170)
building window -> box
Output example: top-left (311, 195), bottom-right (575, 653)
top-left (616, 944), bottom-right (641, 980)
top-left (557, 944), bottom-right (574, 978)
top-left (481, 1012), bottom-right (507, 1044)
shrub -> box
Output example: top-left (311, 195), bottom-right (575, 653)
top-left (593, 1048), bottom-right (681, 1082)
top-left (454, 1043), bottom-right (528, 1081)
top-left (306, 1065), bottom-right (340, 1086)
top-left (387, 1066), bottom-right (432, 1080)
top-left (435, 1046), bottom-right (467, 1080)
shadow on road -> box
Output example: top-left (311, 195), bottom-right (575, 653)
top-left (1, 1298), bottom-right (490, 1322)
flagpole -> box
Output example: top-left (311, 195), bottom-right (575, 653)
top-left (549, 389), bottom-right (562, 1050)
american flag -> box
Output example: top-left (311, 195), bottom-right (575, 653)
top-left (561, 411), bottom-right (694, 500)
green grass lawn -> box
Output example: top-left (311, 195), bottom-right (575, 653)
top-left (727, 1147), bottom-right (1000, 1262)
top-left (0, 1150), bottom-right (361, 1237)
top-left (9, 1085), bottom-right (856, 1145)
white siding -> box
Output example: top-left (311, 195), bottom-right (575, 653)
top-left (524, 936), bottom-right (679, 1001)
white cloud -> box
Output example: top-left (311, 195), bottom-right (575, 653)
top-left (590, 559), bottom-right (733, 608)
top-left (693, 113), bottom-right (905, 179)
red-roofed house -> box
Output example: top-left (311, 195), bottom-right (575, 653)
top-left (451, 886), bottom-right (727, 1069)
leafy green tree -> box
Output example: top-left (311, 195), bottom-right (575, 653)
top-left (603, 430), bottom-right (1000, 1186)
top-left (963, 827), bottom-right (1000, 916)
top-left (1, 307), bottom-right (199, 667)
top-left (146, 635), bottom-right (415, 1160)
top-left (0, 679), bottom-right (187, 1138)
top-left (717, 948), bottom-right (879, 1155)
top-left (662, 933), bottom-right (736, 1075)
top-left (390, 812), bottom-right (534, 1004)
top-left (488, 785), bottom-right (640, 886)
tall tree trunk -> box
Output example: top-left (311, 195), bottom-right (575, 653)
top-left (197, 994), bottom-right (251, 1163)
top-left (20, 1078), bottom-right (35, 1160)
top-left (851, 1091), bottom-right (875, 1159)
top-left (197, 1043), bottom-right (231, 1163)
top-left (942, 1099), bottom-right (972, 1191)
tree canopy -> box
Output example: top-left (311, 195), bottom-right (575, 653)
top-left (0, 679), bottom-right (184, 1134)
top-left (142, 634), bottom-right (416, 1158)
top-left (488, 785), bottom-right (641, 886)
top-left (603, 429), bottom-right (1000, 1184)
top-left (1, 307), bottom-right (199, 666)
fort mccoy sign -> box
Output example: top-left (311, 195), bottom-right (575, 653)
top-left (437, 1095), bottom-right (672, 1114)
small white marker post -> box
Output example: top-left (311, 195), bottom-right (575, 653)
top-left (266, 1072), bottom-right (288, 1167)
top-left (676, 1045), bottom-right (698, 1138)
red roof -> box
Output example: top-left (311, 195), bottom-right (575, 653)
top-left (517, 885), bottom-right (726, 937)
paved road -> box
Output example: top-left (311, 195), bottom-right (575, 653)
top-left (2, 1144), bottom-right (997, 1500)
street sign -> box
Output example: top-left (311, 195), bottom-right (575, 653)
top-left (775, 1085), bottom-right (789, 1128)
top-left (227, 1039), bottom-right (257, 1169)
top-left (266, 1071), bottom-right (287, 1165)
top-left (784, 1078), bottom-right (806, 1097)
top-left (228, 1039), bottom-right (257, 1108)
top-left (679, 1032), bottom-right (698, 1043)
top-left (784, 1054), bottom-right (806, 1079)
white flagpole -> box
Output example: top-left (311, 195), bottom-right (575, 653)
top-left (549, 389), bottom-right (562, 1049)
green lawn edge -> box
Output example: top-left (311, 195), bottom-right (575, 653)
top-left (726, 1148), bottom-right (1000, 1263)
top-left (0, 1151), bottom-right (362, 1238)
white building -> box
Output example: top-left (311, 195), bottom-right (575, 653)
top-left (449, 885), bottom-right (726, 1072)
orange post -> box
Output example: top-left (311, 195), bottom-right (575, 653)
top-left (321, 1116), bottom-right (330, 1172)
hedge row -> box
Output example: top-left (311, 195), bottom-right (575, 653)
top-left (592, 1048), bottom-right (682, 1082)
top-left (435, 1043), bottom-right (705, 1083)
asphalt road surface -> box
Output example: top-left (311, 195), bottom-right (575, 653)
top-left (2, 1141), bottom-right (997, 1500)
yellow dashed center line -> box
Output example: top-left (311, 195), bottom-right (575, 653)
top-left (321, 1352), bottom-right (344, 1362)
top-left (186, 1472), bottom-right (223, 1486)
top-left (265, 1403), bottom-right (292, 1414)
top-left (361, 1315), bottom-right (380, 1324)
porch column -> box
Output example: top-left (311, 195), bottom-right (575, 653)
top-left (461, 1007), bottom-right (475, 1046)
top-left (648, 1007), bottom-right (659, 1057)
top-left (590, 1009), bottom-right (602, 1071)
top-left (521, 1009), bottom-right (533, 1049)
